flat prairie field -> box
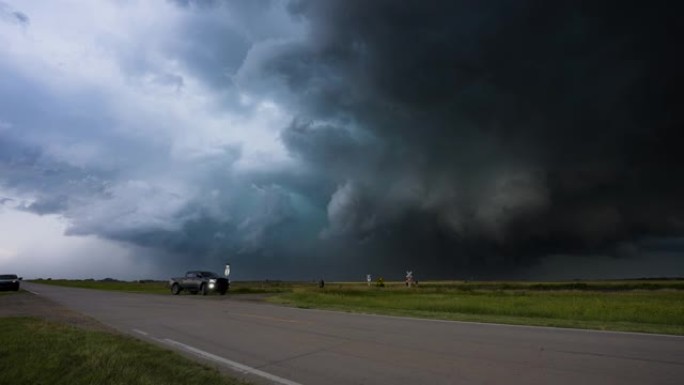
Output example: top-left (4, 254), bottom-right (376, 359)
top-left (268, 280), bottom-right (684, 335)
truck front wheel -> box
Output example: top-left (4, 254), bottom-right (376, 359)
top-left (200, 283), bottom-right (208, 296)
top-left (171, 283), bottom-right (181, 295)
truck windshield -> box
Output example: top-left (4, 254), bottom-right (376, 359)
top-left (199, 272), bottom-right (219, 278)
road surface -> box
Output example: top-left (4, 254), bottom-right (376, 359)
top-left (22, 283), bottom-right (684, 385)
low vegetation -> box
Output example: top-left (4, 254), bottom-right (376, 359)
top-left (270, 282), bottom-right (684, 335)
top-left (30, 279), bottom-right (171, 294)
top-left (0, 316), bottom-right (245, 385)
top-left (31, 278), bottom-right (684, 335)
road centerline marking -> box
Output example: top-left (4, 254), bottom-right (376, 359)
top-left (163, 338), bottom-right (303, 385)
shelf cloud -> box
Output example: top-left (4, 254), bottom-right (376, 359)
top-left (1, 0), bottom-right (682, 279)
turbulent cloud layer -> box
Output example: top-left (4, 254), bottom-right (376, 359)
top-left (1, 0), bottom-right (682, 279)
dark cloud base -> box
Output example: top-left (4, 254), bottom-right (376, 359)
top-left (260, 0), bottom-right (684, 278)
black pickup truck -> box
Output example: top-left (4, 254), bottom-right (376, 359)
top-left (0, 274), bottom-right (21, 291)
top-left (169, 271), bottom-right (229, 295)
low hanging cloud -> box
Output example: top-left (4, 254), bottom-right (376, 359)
top-left (0, 1), bottom-right (28, 26)
top-left (0, 0), bottom-right (682, 279)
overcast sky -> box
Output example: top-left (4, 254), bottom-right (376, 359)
top-left (1, 0), bottom-right (682, 280)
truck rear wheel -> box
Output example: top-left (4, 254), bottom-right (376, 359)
top-left (171, 283), bottom-right (181, 295)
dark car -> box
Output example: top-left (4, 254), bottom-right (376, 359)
top-left (169, 271), bottom-right (229, 295)
top-left (0, 274), bottom-right (21, 291)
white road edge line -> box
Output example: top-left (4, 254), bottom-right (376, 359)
top-left (132, 329), bottom-right (148, 336)
top-left (163, 338), bottom-right (303, 385)
top-left (25, 290), bottom-right (40, 295)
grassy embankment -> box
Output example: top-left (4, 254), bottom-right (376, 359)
top-left (31, 279), bottom-right (684, 335)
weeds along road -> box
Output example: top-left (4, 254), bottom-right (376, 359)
top-left (23, 283), bottom-right (684, 385)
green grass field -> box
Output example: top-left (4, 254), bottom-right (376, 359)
top-left (270, 284), bottom-right (684, 335)
top-left (0, 317), bottom-right (245, 385)
top-left (30, 278), bottom-right (684, 335)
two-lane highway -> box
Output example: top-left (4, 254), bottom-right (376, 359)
top-left (23, 283), bottom-right (684, 385)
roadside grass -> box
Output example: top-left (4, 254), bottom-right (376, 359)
top-left (411, 279), bottom-right (684, 291)
top-left (268, 281), bottom-right (684, 335)
top-left (324, 279), bottom-right (684, 291)
top-left (0, 317), bottom-right (246, 385)
top-left (229, 281), bottom-right (300, 294)
top-left (30, 279), bottom-right (171, 294)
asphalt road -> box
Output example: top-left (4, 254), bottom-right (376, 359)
top-left (23, 283), bottom-right (684, 385)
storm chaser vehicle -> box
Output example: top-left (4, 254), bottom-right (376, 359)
top-left (169, 271), bottom-right (229, 295)
top-left (0, 274), bottom-right (21, 291)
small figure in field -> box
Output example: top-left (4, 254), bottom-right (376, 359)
top-left (319, 279), bottom-right (325, 288)
top-left (405, 271), bottom-right (414, 288)
top-left (376, 277), bottom-right (385, 287)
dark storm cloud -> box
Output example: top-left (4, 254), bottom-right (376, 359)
top-left (163, 0), bottom-right (304, 92)
top-left (2, 0), bottom-right (682, 279)
top-left (0, 136), bottom-right (113, 216)
top-left (236, 0), bottom-right (684, 276)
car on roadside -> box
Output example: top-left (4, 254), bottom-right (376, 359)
top-left (0, 274), bottom-right (22, 291)
top-left (169, 271), bottom-right (229, 296)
